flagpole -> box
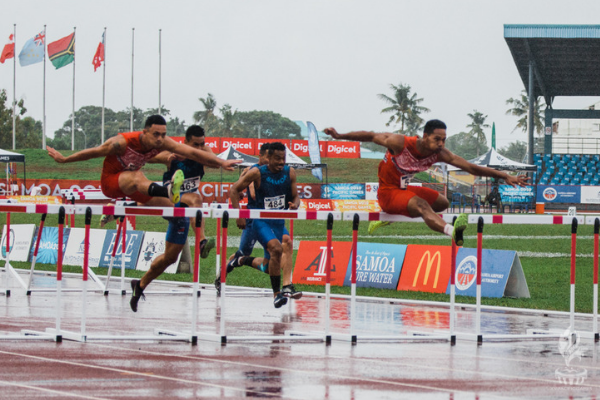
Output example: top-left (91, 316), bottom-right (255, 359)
top-left (158, 28), bottom-right (162, 114)
top-left (130, 28), bottom-right (134, 132)
top-left (101, 27), bottom-right (106, 143)
top-left (71, 27), bottom-right (76, 151)
top-left (12, 24), bottom-right (16, 150)
top-left (42, 25), bottom-right (47, 149)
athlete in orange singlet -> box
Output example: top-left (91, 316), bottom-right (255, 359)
top-left (324, 119), bottom-right (529, 245)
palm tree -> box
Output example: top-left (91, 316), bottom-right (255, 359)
top-left (193, 93), bottom-right (221, 136)
top-left (505, 90), bottom-right (545, 135)
top-left (219, 103), bottom-right (242, 137)
top-left (466, 110), bottom-right (489, 157)
top-left (378, 83), bottom-right (429, 135)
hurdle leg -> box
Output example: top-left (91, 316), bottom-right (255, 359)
top-left (121, 217), bottom-right (127, 295)
top-left (324, 213), bottom-right (333, 345)
top-left (4, 212), bottom-right (11, 296)
top-left (219, 212), bottom-right (229, 344)
top-left (103, 217), bottom-right (123, 295)
top-left (569, 218), bottom-right (578, 331)
top-left (350, 214), bottom-right (358, 344)
top-left (27, 213), bottom-right (47, 295)
top-left (594, 219), bottom-right (599, 341)
top-left (476, 217), bottom-right (483, 344)
top-left (191, 212), bottom-right (202, 345)
top-left (55, 207), bottom-right (65, 342)
top-left (80, 208), bottom-right (92, 341)
top-left (450, 219), bottom-right (457, 345)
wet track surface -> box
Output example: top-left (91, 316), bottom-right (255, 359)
top-left (2, 269), bottom-right (600, 399)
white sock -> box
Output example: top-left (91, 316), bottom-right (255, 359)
top-left (443, 224), bottom-right (454, 237)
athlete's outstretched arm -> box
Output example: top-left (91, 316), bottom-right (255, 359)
top-left (47, 135), bottom-right (125, 163)
top-left (439, 149), bottom-right (529, 187)
top-left (162, 138), bottom-right (241, 170)
top-left (288, 168), bottom-right (300, 210)
top-left (323, 127), bottom-right (405, 154)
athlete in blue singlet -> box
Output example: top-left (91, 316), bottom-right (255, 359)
top-left (229, 142), bottom-right (301, 308)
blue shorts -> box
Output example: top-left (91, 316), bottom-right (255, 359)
top-left (166, 217), bottom-right (190, 245)
top-left (238, 219), bottom-right (259, 256)
top-left (250, 219), bottom-right (289, 261)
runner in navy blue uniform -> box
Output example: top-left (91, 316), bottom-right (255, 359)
top-left (214, 143), bottom-right (297, 299)
top-left (229, 142), bottom-right (301, 308)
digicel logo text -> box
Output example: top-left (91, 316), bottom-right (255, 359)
top-left (306, 201), bottom-right (333, 211)
top-left (223, 141), bottom-right (252, 150)
top-left (327, 144), bottom-right (357, 154)
top-left (293, 142), bottom-right (309, 153)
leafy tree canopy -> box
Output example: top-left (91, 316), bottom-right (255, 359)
top-left (445, 131), bottom-right (489, 161)
top-left (0, 89), bottom-right (43, 149)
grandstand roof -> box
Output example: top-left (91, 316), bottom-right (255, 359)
top-left (504, 25), bottom-right (600, 105)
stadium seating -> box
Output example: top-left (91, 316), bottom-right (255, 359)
top-left (534, 153), bottom-right (600, 186)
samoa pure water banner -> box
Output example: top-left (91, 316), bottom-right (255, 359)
top-left (29, 227), bottom-right (70, 264)
top-left (343, 242), bottom-right (407, 289)
top-left (536, 185), bottom-right (581, 203)
top-left (445, 248), bottom-right (530, 298)
top-left (98, 230), bottom-right (144, 270)
top-left (1, 224), bottom-right (36, 261)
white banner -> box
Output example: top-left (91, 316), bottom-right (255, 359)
top-left (1, 224), bottom-right (36, 262)
top-left (135, 232), bottom-right (181, 274)
top-left (63, 228), bottom-right (107, 268)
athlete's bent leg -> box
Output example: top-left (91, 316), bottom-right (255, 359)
top-left (431, 194), bottom-right (450, 213)
top-left (407, 196), bottom-right (447, 234)
top-left (140, 241), bottom-right (185, 289)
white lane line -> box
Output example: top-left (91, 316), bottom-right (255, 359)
top-left (0, 379), bottom-right (110, 400)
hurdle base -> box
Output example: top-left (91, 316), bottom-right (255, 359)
top-left (44, 328), bottom-right (192, 343)
top-left (190, 330), bottom-right (328, 344)
top-left (0, 330), bottom-right (57, 341)
top-left (321, 330), bottom-right (452, 344)
top-left (456, 331), bottom-right (563, 342)
top-left (528, 328), bottom-right (600, 341)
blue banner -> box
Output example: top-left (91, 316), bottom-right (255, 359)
top-left (343, 242), bottom-right (407, 289)
top-left (322, 183), bottom-right (365, 200)
top-left (29, 227), bottom-right (70, 264)
top-left (445, 248), bottom-right (516, 298)
top-left (498, 185), bottom-right (534, 202)
top-left (98, 230), bottom-right (144, 270)
top-left (536, 185), bottom-right (581, 203)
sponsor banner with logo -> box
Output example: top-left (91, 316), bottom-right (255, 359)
top-left (293, 241), bottom-right (352, 286)
top-left (343, 242), bottom-right (407, 289)
top-left (536, 185), bottom-right (581, 203)
top-left (290, 140), bottom-right (327, 157)
top-left (322, 183), bottom-right (365, 200)
top-left (29, 227), bottom-right (70, 264)
top-left (98, 230), bottom-right (144, 270)
top-left (136, 231), bottom-right (181, 274)
top-left (1, 224), bottom-right (36, 261)
top-left (332, 200), bottom-right (381, 212)
top-left (257, 139), bottom-right (291, 156)
top-left (16, 179), bottom-right (101, 197)
top-left (62, 228), bottom-right (107, 267)
top-left (580, 186), bottom-right (600, 204)
top-left (445, 248), bottom-right (530, 298)
top-left (0, 196), bottom-right (62, 204)
top-left (397, 245), bottom-right (452, 293)
top-left (498, 185), bottom-right (535, 202)
top-left (326, 141), bottom-right (360, 158)
top-left (205, 137), bottom-right (221, 153)
top-left (221, 138), bottom-right (255, 154)
top-left (300, 199), bottom-right (334, 212)
top-left (365, 182), bottom-right (379, 200)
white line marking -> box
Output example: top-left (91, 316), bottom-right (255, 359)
top-left (0, 379), bottom-right (110, 400)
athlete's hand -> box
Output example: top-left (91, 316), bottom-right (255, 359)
top-left (288, 201), bottom-right (299, 210)
top-left (222, 159), bottom-right (243, 171)
top-left (236, 217), bottom-right (246, 230)
top-left (168, 153), bottom-right (185, 163)
top-left (323, 127), bottom-right (341, 139)
top-left (505, 174), bottom-right (530, 187)
top-left (46, 146), bottom-right (66, 163)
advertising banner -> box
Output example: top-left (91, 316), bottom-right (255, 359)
top-left (536, 185), bottom-right (581, 203)
top-left (256, 139), bottom-right (291, 156)
top-left (293, 241), bottom-right (352, 286)
top-left (343, 242), bottom-right (407, 289)
top-left (445, 248), bottom-right (530, 298)
top-left (29, 227), bottom-right (70, 264)
top-left (221, 138), bottom-right (255, 154)
top-left (365, 182), bottom-right (379, 200)
top-left (332, 200), bottom-right (381, 212)
top-left (300, 199), bottom-right (334, 212)
top-left (290, 139), bottom-right (327, 157)
top-left (98, 230), bottom-right (144, 270)
top-left (326, 141), bottom-right (360, 158)
top-left (62, 228), bottom-right (107, 267)
top-left (322, 183), bottom-right (365, 200)
top-left (580, 186), bottom-right (600, 204)
top-left (205, 137), bottom-right (221, 153)
top-left (136, 232), bottom-right (181, 274)
top-left (1, 224), bottom-right (36, 261)
top-left (16, 179), bottom-right (101, 197)
top-left (498, 185), bottom-right (535, 202)
top-left (397, 245), bottom-right (452, 293)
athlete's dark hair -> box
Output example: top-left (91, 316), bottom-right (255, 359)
top-left (144, 115), bottom-right (167, 128)
top-left (259, 142), bottom-right (271, 155)
top-left (185, 125), bottom-right (205, 141)
top-left (268, 141), bottom-right (286, 154)
top-left (423, 119), bottom-right (446, 134)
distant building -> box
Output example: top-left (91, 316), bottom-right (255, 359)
top-left (552, 101), bottom-right (600, 154)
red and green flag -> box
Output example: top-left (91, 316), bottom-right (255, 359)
top-left (48, 32), bottom-right (75, 69)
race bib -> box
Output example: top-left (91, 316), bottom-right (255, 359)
top-left (181, 177), bottom-right (200, 193)
top-left (264, 194), bottom-right (285, 210)
top-left (399, 174), bottom-right (414, 189)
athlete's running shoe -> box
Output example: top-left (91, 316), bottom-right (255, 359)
top-left (226, 256), bottom-right (242, 273)
top-left (368, 220), bottom-right (391, 235)
top-left (168, 169), bottom-right (184, 204)
top-left (99, 203), bottom-right (115, 228)
top-left (200, 238), bottom-right (215, 259)
top-left (282, 284), bottom-right (303, 300)
top-left (273, 292), bottom-right (288, 308)
top-left (453, 213), bottom-right (468, 246)
top-left (130, 279), bottom-right (145, 312)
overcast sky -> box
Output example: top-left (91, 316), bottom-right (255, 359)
top-left (2, 0), bottom-right (600, 148)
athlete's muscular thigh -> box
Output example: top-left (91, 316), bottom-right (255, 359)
top-left (117, 170), bottom-right (152, 194)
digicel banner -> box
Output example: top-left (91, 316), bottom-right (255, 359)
top-left (167, 136), bottom-right (221, 152)
top-left (293, 241), bottom-right (352, 286)
top-left (300, 199), bottom-right (334, 211)
top-left (291, 140), bottom-right (327, 157)
top-left (222, 138), bottom-right (255, 153)
top-left (326, 141), bottom-right (360, 158)
top-left (397, 245), bottom-right (452, 293)
top-left (255, 139), bottom-right (291, 156)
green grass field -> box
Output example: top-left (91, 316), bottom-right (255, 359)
top-left (2, 211), bottom-right (596, 314)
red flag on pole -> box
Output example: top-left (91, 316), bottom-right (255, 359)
top-left (0, 34), bottom-right (15, 64)
top-left (92, 32), bottom-right (104, 72)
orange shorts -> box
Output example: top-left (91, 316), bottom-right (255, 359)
top-left (100, 172), bottom-right (153, 204)
top-left (377, 186), bottom-right (440, 216)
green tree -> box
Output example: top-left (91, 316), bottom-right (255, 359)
top-left (236, 110), bottom-right (301, 139)
top-left (445, 131), bottom-right (488, 161)
top-left (16, 117), bottom-right (43, 148)
top-left (505, 90), bottom-right (545, 135)
top-left (497, 140), bottom-right (527, 163)
top-left (0, 89), bottom-right (43, 149)
top-left (378, 83), bottom-right (429, 135)
top-left (219, 104), bottom-right (243, 137)
top-left (466, 110), bottom-right (489, 157)
top-left (193, 93), bottom-right (221, 136)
